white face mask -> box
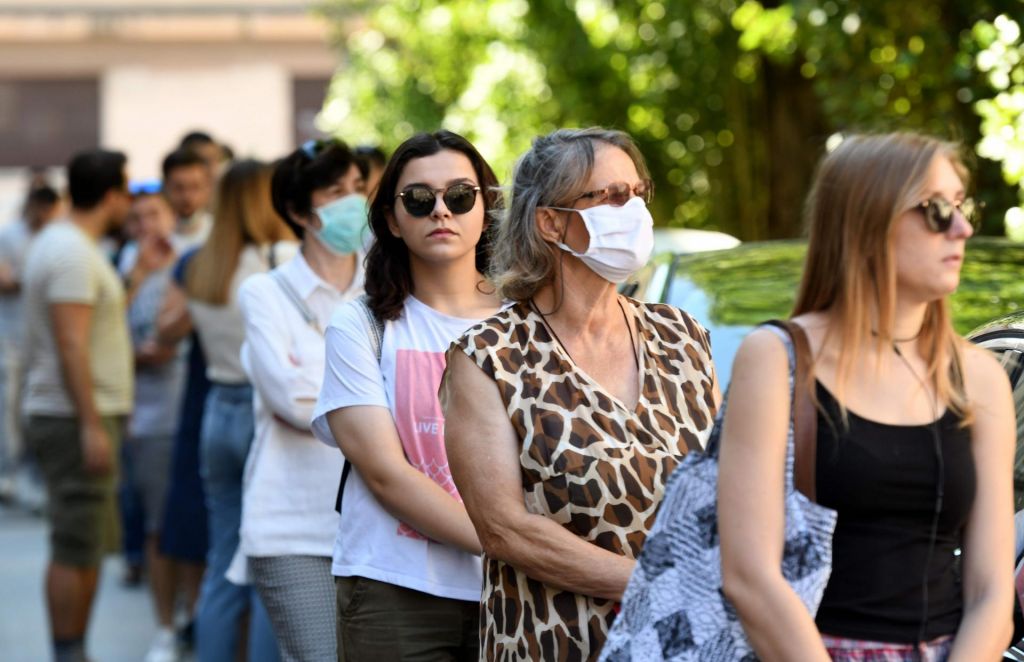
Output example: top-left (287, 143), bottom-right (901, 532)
top-left (553, 196), bottom-right (655, 283)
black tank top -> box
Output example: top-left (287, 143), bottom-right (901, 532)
top-left (814, 380), bottom-right (975, 643)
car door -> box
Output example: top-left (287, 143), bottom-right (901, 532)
top-left (969, 318), bottom-right (1024, 510)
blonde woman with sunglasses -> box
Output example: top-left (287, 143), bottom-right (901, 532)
top-left (719, 133), bottom-right (1015, 661)
top-left (442, 127), bottom-right (721, 660)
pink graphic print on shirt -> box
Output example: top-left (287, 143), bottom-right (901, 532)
top-left (393, 348), bottom-right (461, 539)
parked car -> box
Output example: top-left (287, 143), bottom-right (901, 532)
top-left (967, 314), bottom-right (1024, 659)
top-left (624, 237), bottom-right (1024, 389)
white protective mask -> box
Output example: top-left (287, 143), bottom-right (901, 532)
top-left (554, 196), bottom-right (655, 283)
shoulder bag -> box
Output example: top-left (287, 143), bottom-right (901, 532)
top-left (600, 320), bottom-right (838, 661)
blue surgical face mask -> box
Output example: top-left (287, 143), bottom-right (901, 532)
top-left (314, 194), bottom-right (369, 255)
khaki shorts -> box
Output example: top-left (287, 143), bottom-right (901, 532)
top-left (24, 415), bottom-right (124, 567)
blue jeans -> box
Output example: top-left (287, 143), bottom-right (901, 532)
top-left (195, 383), bottom-right (280, 662)
top-left (117, 439), bottom-right (145, 567)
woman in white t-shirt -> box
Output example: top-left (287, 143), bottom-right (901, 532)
top-left (232, 140), bottom-right (367, 661)
top-left (312, 130), bottom-right (504, 660)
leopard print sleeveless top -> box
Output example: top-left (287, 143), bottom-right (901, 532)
top-left (453, 298), bottom-right (718, 661)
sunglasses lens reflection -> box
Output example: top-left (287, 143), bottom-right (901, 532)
top-left (443, 185), bottom-right (478, 214)
top-left (923, 197), bottom-right (979, 233)
top-left (607, 183), bottom-right (632, 206)
top-left (402, 187), bottom-right (436, 217)
top-left (400, 184), bottom-right (479, 217)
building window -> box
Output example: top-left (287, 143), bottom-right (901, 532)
top-left (293, 77), bottom-right (333, 147)
top-left (0, 79), bottom-right (100, 167)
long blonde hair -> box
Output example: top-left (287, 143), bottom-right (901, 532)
top-left (793, 132), bottom-right (971, 422)
top-left (185, 159), bottom-right (293, 305)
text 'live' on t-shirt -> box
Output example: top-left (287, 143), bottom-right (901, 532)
top-left (311, 295), bottom-right (487, 602)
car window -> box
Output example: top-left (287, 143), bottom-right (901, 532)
top-left (665, 272), bottom-right (750, 391)
top-left (664, 243), bottom-right (805, 390)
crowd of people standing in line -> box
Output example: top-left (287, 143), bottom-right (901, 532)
top-left (0, 123), bottom-right (1014, 662)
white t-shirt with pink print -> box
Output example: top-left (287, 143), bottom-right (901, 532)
top-left (311, 295), bottom-right (485, 602)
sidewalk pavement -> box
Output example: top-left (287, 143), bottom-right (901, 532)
top-left (0, 502), bottom-right (158, 662)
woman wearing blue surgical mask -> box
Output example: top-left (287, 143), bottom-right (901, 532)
top-left (228, 139), bottom-right (367, 661)
top-left (440, 127), bottom-right (722, 660)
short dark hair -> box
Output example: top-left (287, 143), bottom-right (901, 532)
top-left (162, 147), bottom-right (208, 180)
top-left (26, 184), bottom-right (59, 208)
top-left (354, 145), bottom-right (387, 179)
top-left (67, 149), bottom-right (127, 210)
top-left (365, 130), bottom-right (501, 321)
top-left (179, 131), bottom-right (215, 148)
top-left (270, 139), bottom-right (357, 240)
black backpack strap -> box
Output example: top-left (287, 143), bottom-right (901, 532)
top-left (335, 295), bottom-right (385, 513)
top-left (335, 462), bottom-right (352, 514)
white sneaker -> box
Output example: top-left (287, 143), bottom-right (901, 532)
top-left (144, 628), bottom-right (179, 662)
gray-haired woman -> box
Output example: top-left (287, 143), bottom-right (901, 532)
top-left (441, 127), bottom-right (722, 660)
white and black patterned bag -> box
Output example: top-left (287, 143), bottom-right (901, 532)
top-left (601, 321), bottom-right (838, 661)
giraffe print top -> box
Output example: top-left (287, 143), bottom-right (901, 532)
top-left (452, 298), bottom-right (718, 661)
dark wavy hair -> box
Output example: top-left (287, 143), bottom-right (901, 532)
top-left (366, 130), bottom-right (500, 321)
top-left (270, 139), bottom-right (358, 240)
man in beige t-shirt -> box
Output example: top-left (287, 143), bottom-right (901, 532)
top-left (21, 149), bottom-right (133, 662)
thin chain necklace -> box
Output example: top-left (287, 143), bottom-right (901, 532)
top-left (528, 297), bottom-right (640, 371)
top-left (871, 328), bottom-right (922, 343)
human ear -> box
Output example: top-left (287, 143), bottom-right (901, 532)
top-left (386, 209), bottom-right (401, 238)
top-left (290, 205), bottom-right (320, 232)
top-left (535, 207), bottom-right (566, 244)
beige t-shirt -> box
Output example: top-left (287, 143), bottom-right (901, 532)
top-left (21, 221), bottom-right (133, 417)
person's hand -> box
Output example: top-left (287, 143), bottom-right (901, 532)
top-left (136, 339), bottom-right (177, 366)
top-left (80, 422), bottom-right (113, 475)
top-left (0, 262), bottom-right (15, 290)
top-left (136, 234), bottom-right (174, 274)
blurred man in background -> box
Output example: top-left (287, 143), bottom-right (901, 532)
top-left (179, 131), bottom-right (232, 178)
top-left (21, 149), bottom-right (134, 662)
top-left (0, 181), bottom-right (61, 503)
top-left (121, 185), bottom-right (193, 662)
top-left (161, 148), bottom-right (213, 255)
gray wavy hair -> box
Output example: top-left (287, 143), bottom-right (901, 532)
top-left (490, 127), bottom-right (650, 302)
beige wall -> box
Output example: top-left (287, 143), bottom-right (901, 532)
top-left (0, 0), bottom-right (342, 178)
top-left (103, 63), bottom-right (295, 179)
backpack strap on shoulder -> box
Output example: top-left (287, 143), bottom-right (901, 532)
top-left (335, 294), bottom-right (386, 514)
top-left (354, 294), bottom-right (384, 363)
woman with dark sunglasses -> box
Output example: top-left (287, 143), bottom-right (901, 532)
top-left (311, 130), bottom-right (504, 660)
top-left (717, 132), bottom-right (1013, 660)
top-left (440, 127), bottom-right (721, 660)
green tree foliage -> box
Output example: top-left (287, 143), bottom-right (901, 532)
top-left (318, 0), bottom-right (1024, 240)
top-left (973, 14), bottom-right (1024, 238)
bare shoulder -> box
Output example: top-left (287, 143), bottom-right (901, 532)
top-left (446, 346), bottom-right (486, 381)
top-left (441, 346), bottom-right (501, 413)
top-left (959, 340), bottom-right (1012, 402)
top-left (731, 326), bottom-right (790, 384)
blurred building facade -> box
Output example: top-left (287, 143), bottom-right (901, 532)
top-left (0, 0), bottom-right (343, 215)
